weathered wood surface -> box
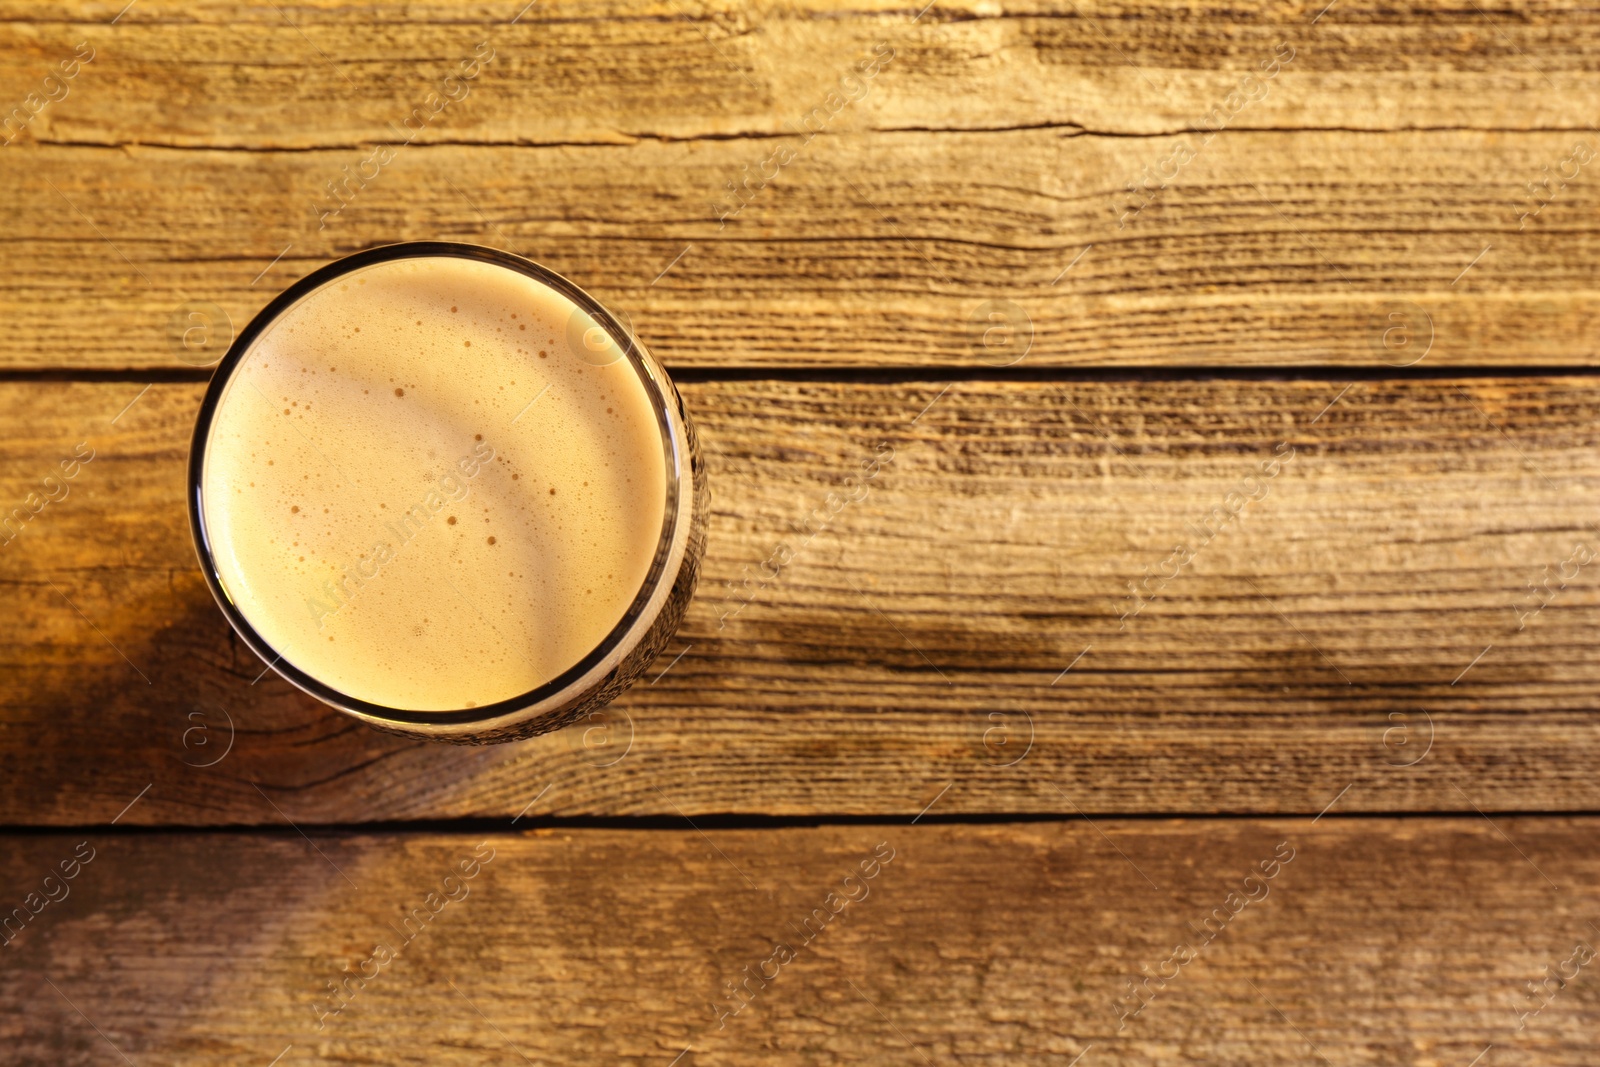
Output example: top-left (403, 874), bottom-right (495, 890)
top-left (6, 3), bottom-right (1597, 1066)
top-left (4, 2), bottom-right (1600, 369)
top-left (2, 820), bottom-right (1596, 1065)
top-left (5, 2), bottom-right (1597, 1062)
top-left (5, 377), bottom-right (1599, 824)
top-left (8, 0), bottom-right (1600, 146)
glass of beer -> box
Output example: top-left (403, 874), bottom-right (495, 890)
top-left (188, 242), bottom-right (706, 743)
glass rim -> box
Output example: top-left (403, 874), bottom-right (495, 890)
top-left (188, 240), bottom-right (688, 727)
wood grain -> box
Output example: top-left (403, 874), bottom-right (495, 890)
top-left (4, 3), bottom-right (1591, 1062)
top-left (5, 376), bottom-right (1600, 825)
top-left (2, 819), bottom-right (1596, 1065)
top-left (3, 2), bottom-right (1600, 369)
top-left (5, 0), bottom-right (1600, 145)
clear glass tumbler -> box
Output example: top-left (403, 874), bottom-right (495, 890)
top-left (188, 242), bottom-right (706, 743)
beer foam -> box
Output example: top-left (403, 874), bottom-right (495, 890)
top-left (200, 255), bottom-right (669, 711)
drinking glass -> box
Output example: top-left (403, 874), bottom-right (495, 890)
top-left (188, 242), bottom-right (706, 743)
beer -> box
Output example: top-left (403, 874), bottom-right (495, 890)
top-left (191, 244), bottom-right (703, 741)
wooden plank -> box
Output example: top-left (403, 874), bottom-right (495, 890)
top-left (6, 131), bottom-right (1599, 370)
top-left (4, 377), bottom-right (1600, 824)
top-left (4, 1), bottom-right (1600, 369)
top-left (7, 0), bottom-right (1600, 147)
top-left (1, 819), bottom-right (1595, 1064)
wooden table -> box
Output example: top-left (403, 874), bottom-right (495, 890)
top-left (4, 1), bottom-right (1599, 1063)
